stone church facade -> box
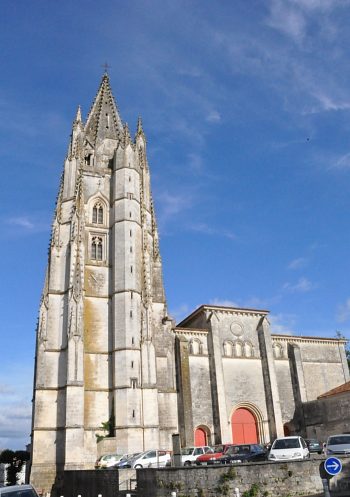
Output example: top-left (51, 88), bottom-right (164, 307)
top-left (30, 75), bottom-right (349, 491)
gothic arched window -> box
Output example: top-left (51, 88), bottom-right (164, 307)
top-left (91, 236), bottom-right (103, 261)
top-left (92, 202), bottom-right (103, 224)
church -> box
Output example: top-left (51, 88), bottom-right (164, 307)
top-left (30, 74), bottom-right (349, 491)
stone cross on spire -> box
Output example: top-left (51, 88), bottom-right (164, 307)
top-left (101, 62), bottom-right (111, 73)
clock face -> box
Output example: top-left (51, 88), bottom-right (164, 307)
top-left (230, 322), bottom-right (243, 337)
top-left (88, 271), bottom-right (105, 291)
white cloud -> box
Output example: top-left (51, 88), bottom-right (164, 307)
top-left (6, 217), bottom-right (35, 230)
top-left (333, 152), bottom-right (350, 169)
top-left (188, 222), bottom-right (236, 240)
top-left (306, 90), bottom-right (350, 114)
top-left (0, 401), bottom-right (32, 450)
top-left (2, 215), bottom-right (50, 237)
top-left (187, 153), bottom-right (203, 173)
top-left (157, 191), bottom-right (193, 219)
top-left (170, 304), bottom-right (191, 324)
top-left (269, 312), bottom-right (297, 334)
top-left (337, 298), bottom-right (350, 322)
top-left (206, 110), bottom-right (221, 123)
top-left (291, 0), bottom-right (345, 12)
top-left (288, 257), bottom-right (307, 269)
top-left (209, 298), bottom-right (240, 308)
top-left (283, 277), bottom-right (315, 292)
top-left (0, 384), bottom-right (13, 395)
top-left (266, 0), bottom-right (307, 44)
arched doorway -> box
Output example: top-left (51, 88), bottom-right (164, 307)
top-left (194, 426), bottom-right (209, 446)
top-left (231, 408), bottom-right (258, 444)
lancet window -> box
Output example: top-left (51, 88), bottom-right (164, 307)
top-left (91, 236), bottom-right (103, 261)
top-left (92, 202), bottom-right (104, 224)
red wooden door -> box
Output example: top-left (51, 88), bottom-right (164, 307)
top-left (194, 427), bottom-right (207, 446)
top-left (231, 408), bottom-right (258, 444)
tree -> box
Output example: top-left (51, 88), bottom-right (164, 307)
top-left (0, 449), bottom-right (30, 486)
top-left (335, 331), bottom-right (350, 370)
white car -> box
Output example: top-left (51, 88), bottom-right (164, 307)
top-left (95, 453), bottom-right (128, 468)
top-left (268, 436), bottom-right (309, 462)
top-left (131, 449), bottom-right (171, 468)
top-left (181, 446), bottom-right (212, 466)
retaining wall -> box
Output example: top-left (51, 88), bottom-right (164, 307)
top-left (137, 456), bottom-right (350, 497)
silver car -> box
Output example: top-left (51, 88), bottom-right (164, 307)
top-left (325, 434), bottom-right (350, 456)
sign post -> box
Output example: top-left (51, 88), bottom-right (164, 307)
top-left (323, 457), bottom-right (342, 497)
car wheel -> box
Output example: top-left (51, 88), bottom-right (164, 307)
top-left (184, 461), bottom-right (191, 466)
top-left (134, 464), bottom-right (143, 468)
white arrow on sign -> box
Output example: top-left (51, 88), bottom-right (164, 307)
top-left (328, 461), bottom-right (340, 471)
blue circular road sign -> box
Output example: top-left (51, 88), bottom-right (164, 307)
top-left (324, 457), bottom-right (342, 476)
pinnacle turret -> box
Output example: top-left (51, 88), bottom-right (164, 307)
top-left (74, 105), bottom-right (82, 124)
top-left (122, 122), bottom-right (131, 147)
top-left (136, 116), bottom-right (143, 134)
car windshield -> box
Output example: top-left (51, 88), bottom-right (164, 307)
top-left (213, 445), bottom-right (224, 453)
top-left (225, 446), bottom-right (242, 455)
top-left (272, 439), bottom-right (300, 450)
top-left (124, 452), bottom-right (141, 461)
top-left (182, 448), bottom-right (194, 455)
top-left (328, 436), bottom-right (350, 445)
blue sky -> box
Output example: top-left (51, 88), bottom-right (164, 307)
top-left (1, 0), bottom-right (350, 450)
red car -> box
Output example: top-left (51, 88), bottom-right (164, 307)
top-left (195, 444), bottom-right (233, 465)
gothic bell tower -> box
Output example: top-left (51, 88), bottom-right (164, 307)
top-left (30, 74), bottom-right (178, 491)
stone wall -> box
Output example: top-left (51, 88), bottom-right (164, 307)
top-left (304, 391), bottom-right (350, 441)
top-left (136, 458), bottom-right (340, 497)
top-left (46, 458), bottom-right (350, 497)
top-left (51, 469), bottom-right (136, 497)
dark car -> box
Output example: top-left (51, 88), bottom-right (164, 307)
top-left (305, 439), bottom-right (323, 454)
top-left (0, 485), bottom-right (39, 497)
top-left (217, 444), bottom-right (267, 464)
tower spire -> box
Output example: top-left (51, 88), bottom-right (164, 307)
top-left (84, 73), bottom-right (123, 146)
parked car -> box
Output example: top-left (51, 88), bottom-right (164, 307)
top-left (118, 450), bottom-right (171, 468)
top-left (325, 434), bottom-right (350, 456)
top-left (217, 444), bottom-right (267, 464)
top-left (0, 485), bottom-right (39, 497)
top-left (268, 436), bottom-right (309, 462)
top-left (195, 444), bottom-right (233, 465)
top-left (181, 446), bottom-right (211, 466)
top-left (305, 439), bottom-right (323, 454)
top-left (114, 452), bottom-right (142, 468)
top-left (95, 453), bottom-right (128, 469)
